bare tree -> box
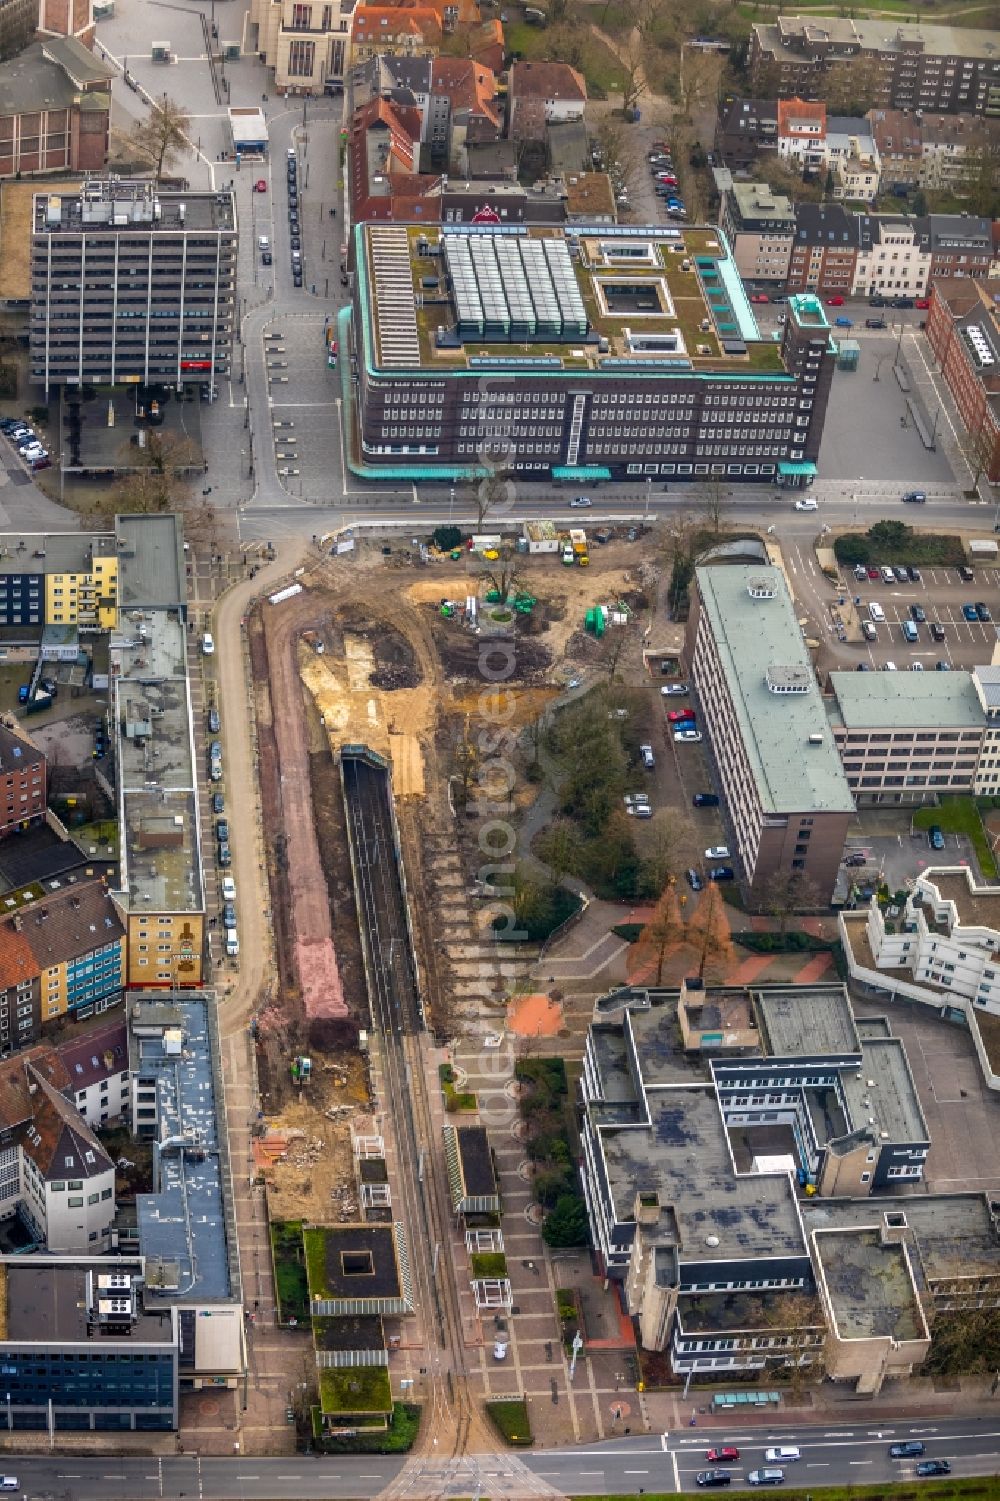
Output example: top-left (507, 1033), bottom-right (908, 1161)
top-left (759, 870), bottom-right (820, 934)
top-left (449, 717), bottom-right (480, 814)
top-left (478, 542), bottom-right (523, 604)
top-left (761, 1293), bottom-right (826, 1398)
top-left (535, 818), bottom-right (583, 885)
top-left (130, 97), bottom-right (192, 180)
top-left (699, 478), bottom-right (732, 538)
top-left (109, 429), bottom-right (200, 516)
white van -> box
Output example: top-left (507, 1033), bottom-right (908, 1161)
top-left (869, 602), bottom-right (886, 623)
top-left (225, 929), bottom-right (239, 958)
top-left (793, 497), bottom-right (818, 511)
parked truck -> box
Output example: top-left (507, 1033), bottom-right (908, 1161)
top-left (570, 528), bottom-right (589, 566)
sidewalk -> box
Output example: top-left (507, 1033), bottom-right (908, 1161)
top-left (644, 1374), bottom-right (1000, 1436)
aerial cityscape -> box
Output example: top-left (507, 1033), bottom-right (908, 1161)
top-left (0, 0), bottom-right (997, 1492)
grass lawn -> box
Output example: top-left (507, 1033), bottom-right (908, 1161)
top-left (833, 532), bottom-right (966, 568)
top-left (312, 1401), bottom-right (421, 1453)
top-left (470, 1251), bottom-right (508, 1277)
top-left (485, 1397), bottom-right (534, 1446)
top-left (439, 1063), bottom-right (478, 1112)
top-left (270, 1219), bottom-right (310, 1324)
top-left (912, 798), bottom-right (998, 882)
top-left (504, 17), bottom-right (624, 96)
top-left (303, 1225), bottom-right (333, 1301)
top-left (319, 1364), bottom-right (393, 1417)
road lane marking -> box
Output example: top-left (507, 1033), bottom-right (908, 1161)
top-left (850, 1459), bottom-right (874, 1465)
top-left (625, 1469), bottom-right (650, 1474)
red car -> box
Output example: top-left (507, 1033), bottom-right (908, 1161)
top-left (750, 293), bottom-right (769, 304)
top-left (668, 708), bottom-right (696, 723)
top-left (915, 297), bottom-right (930, 310)
top-left (707, 1448), bottom-right (740, 1463)
top-left (867, 566), bottom-right (880, 580)
top-left (827, 295), bottom-right (845, 306)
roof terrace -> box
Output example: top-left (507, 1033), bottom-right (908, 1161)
top-left (360, 223), bottom-right (788, 376)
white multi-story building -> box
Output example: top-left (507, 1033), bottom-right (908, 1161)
top-left (844, 867), bottom-right (1000, 1022)
top-left (852, 214), bottom-right (931, 297)
top-left (249, 0), bottom-right (350, 94)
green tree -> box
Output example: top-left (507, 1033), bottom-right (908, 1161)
top-left (542, 1192), bottom-right (589, 1248)
top-left (432, 525), bottom-right (463, 552)
top-left (535, 818), bottom-right (584, 884)
top-left (130, 97), bottom-right (191, 179)
top-left (867, 519), bottom-right (912, 550)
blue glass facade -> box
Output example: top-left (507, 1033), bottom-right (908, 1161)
top-left (65, 942), bottom-right (123, 1013)
top-left (0, 1347), bottom-right (175, 1429)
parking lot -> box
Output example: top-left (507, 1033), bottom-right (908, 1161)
top-left (842, 563), bottom-right (1000, 671)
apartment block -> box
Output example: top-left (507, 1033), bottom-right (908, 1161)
top-left (926, 277), bottom-right (1000, 484)
top-left (111, 516), bottom-right (204, 988)
top-left (0, 874), bottom-right (125, 1043)
top-left (580, 982), bottom-right (945, 1388)
top-left (718, 182), bottom-right (795, 284)
top-left (684, 564), bottom-right (854, 905)
top-left (787, 203), bottom-right (858, 297)
top-left (348, 222), bottom-right (837, 484)
top-left (713, 96), bottom-right (778, 172)
top-left (919, 113), bottom-right (1000, 190)
top-left (750, 17), bottom-right (1000, 120)
top-left (852, 213), bottom-right (930, 299)
top-left (29, 180), bottom-right (236, 395)
top-left (0, 531), bottom-right (117, 629)
top-left (0, 721), bottom-right (46, 839)
top-left (826, 670), bottom-right (987, 804)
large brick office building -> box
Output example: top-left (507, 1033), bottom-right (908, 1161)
top-left (345, 222), bottom-right (837, 486)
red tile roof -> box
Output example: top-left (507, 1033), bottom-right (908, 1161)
top-left (777, 96), bottom-right (826, 139)
top-left (430, 57), bottom-right (500, 126)
top-left (509, 59), bottom-right (586, 103)
top-left (353, 5), bottom-right (442, 46)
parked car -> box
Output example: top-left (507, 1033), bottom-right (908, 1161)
top-left (293, 271), bottom-right (303, 287)
top-left (705, 846), bottom-right (730, 860)
top-left (262, 250), bottom-right (273, 266)
top-left (869, 295), bottom-right (886, 306)
top-left (693, 793), bottom-right (719, 807)
top-left (207, 706), bottom-right (220, 733)
top-left (902, 490), bottom-right (926, 503)
top-left (217, 841), bottom-right (232, 867)
top-left (221, 875), bottom-right (236, 902)
top-left (668, 708), bottom-right (696, 723)
top-left (686, 868), bottom-right (704, 892)
top-left (867, 565), bottom-right (880, 580)
top-left (222, 902), bottom-right (237, 929)
top-left (915, 297), bottom-right (931, 310)
top-left (963, 603), bottom-right (980, 621)
top-left (907, 565), bottom-right (922, 581)
top-left (640, 744), bottom-right (655, 769)
top-left (865, 318), bottom-right (887, 329)
top-left (835, 315), bottom-right (853, 328)
top-left (893, 296), bottom-right (914, 309)
top-left (674, 729), bottom-right (703, 743)
top-left (750, 294), bottom-right (769, 304)
top-left (710, 865), bottom-right (735, 881)
top-left (201, 632), bottom-right (215, 654)
top-left (928, 826), bottom-right (945, 851)
top-left (827, 295), bottom-right (845, 306)
top-left (212, 792), bottom-right (225, 814)
top-left (910, 604), bottom-right (926, 623)
top-left (661, 683), bottom-right (689, 695)
top-left (976, 602), bottom-right (992, 621)
top-left (890, 1443), bottom-right (925, 1459)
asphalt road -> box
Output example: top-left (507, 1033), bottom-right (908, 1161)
top-left (6, 1416), bottom-right (1000, 1497)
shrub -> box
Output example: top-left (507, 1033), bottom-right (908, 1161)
top-left (542, 1193), bottom-right (589, 1248)
top-left (470, 1251), bottom-right (508, 1278)
top-left (431, 524), bottom-right (464, 552)
top-left (312, 1401), bottom-right (421, 1453)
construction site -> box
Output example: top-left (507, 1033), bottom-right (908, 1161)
top-left (246, 528), bottom-right (660, 1245)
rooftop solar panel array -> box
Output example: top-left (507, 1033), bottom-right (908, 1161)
top-left (442, 231), bottom-right (591, 344)
top-left (370, 226), bottom-right (421, 366)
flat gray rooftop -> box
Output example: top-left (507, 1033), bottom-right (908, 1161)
top-left (34, 185), bottom-right (235, 236)
top-left (625, 997), bottom-right (714, 1086)
top-left (132, 996), bottom-right (239, 1305)
top-left (4, 1261), bottom-right (173, 1344)
top-left (803, 1192), bottom-right (1000, 1282)
top-left (814, 1229), bottom-right (924, 1341)
top-left (696, 566), bottom-right (854, 815)
top-left (115, 606), bottom-right (202, 917)
top-left (678, 1287), bottom-right (822, 1333)
top-left (755, 986), bottom-right (860, 1059)
top-left (827, 671), bottom-right (986, 730)
top-left (842, 1038), bottom-right (928, 1144)
top-left (600, 1085), bottom-right (805, 1263)
top-left (0, 531), bottom-right (112, 579)
top-left (116, 514), bottom-right (185, 610)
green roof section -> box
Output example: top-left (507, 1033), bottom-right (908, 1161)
top-left (552, 465), bottom-right (612, 479)
top-left (695, 564), bottom-right (855, 816)
top-left (778, 460), bottom-right (817, 476)
top-left (827, 671), bottom-right (987, 730)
